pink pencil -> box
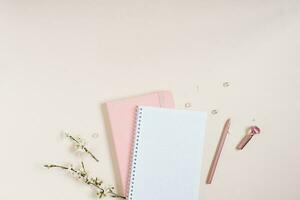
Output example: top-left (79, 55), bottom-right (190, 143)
top-left (206, 118), bottom-right (231, 184)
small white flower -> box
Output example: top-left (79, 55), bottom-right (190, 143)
top-left (67, 164), bottom-right (73, 170)
top-left (66, 164), bottom-right (74, 175)
top-left (61, 130), bottom-right (70, 138)
top-left (96, 189), bottom-right (105, 198)
top-left (73, 137), bottom-right (86, 152)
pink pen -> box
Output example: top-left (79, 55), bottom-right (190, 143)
top-left (206, 118), bottom-right (231, 184)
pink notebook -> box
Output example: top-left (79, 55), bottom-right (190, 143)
top-left (105, 91), bottom-right (175, 193)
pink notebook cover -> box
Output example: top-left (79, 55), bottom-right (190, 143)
top-left (105, 91), bottom-right (174, 194)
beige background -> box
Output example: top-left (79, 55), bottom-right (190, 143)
top-left (1, 0), bottom-right (300, 199)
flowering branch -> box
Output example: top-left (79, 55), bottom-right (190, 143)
top-left (65, 132), bottom-right (99, 162)
top-left (44, 133), bottom-right (125, 199)
top-left (44, 162), bottom-right (125, 199)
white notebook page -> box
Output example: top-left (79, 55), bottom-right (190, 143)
top-left (127, 106), bottom-right (207, 200)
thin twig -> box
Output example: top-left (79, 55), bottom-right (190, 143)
top-left (66, 134), bottom-right (99, 162)
top-left (44, 163), bottom-right (125, 199)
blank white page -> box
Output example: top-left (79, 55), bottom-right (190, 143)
top-left (127, 106), bottom-right (207, 200)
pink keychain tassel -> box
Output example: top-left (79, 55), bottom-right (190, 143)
top-left (236, 126), bottom-right (260, 150)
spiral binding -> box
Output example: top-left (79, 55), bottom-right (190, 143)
top-left (127, 107), bottom-right (143, 200)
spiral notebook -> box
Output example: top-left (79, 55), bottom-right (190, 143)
top-left (105, 91), bottom-right (174, 194)
top-left (127, 106), bottom-right (207, 200)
